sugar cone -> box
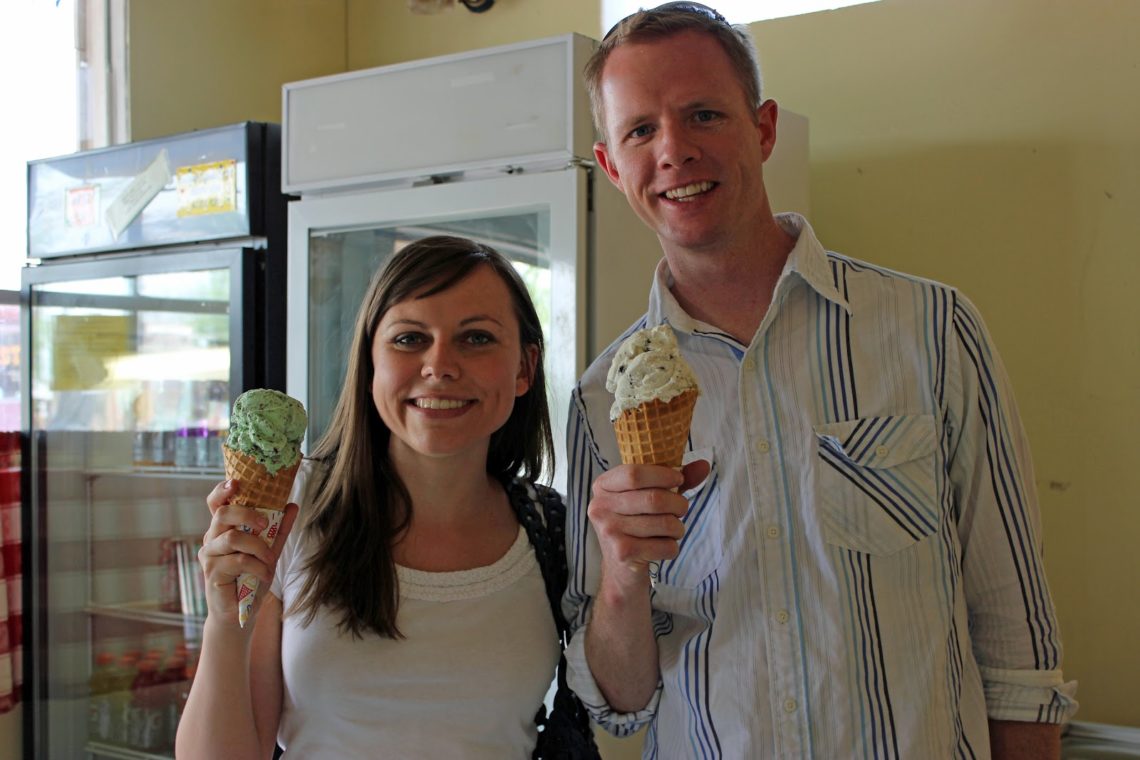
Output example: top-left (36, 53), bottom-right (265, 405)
top-left (222, 445), bottom-right (300, 511)
top-left (222, 445), bottom-right (300, 626)
top-left (613, 388), bottom-right (698, 468)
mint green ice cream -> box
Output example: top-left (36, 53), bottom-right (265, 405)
top-left (225, 388), bottom-right (307, 474)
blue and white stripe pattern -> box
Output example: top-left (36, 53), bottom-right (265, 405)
top-left (562, 214), bottom-right (1076, 758)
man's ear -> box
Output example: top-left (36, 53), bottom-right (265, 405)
top-left (756, 99), bottom-right (779, 163)
top-left (594, 141), bottom-right (624, 190)
top-left (516, 344), bottom-right (540, 397)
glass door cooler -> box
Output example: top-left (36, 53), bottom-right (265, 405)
top-left (21, 122), bottom-right (287, 759)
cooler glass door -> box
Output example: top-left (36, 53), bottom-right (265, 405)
top-left (22, 247), bottom-right (256, 760)
top-left (287, 167), bottom-right (587, 487)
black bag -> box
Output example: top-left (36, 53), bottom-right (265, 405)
top-left (508, 479), bottom-right (602, 760)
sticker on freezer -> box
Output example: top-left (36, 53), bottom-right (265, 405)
top-left (64, 185), bottom-right (99, 228)
top-left (175, 159), bottom-right (237, 218)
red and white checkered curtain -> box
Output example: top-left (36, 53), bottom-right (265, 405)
top-left (0, 431), bottom-right (22, 713)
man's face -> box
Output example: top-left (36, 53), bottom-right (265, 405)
top-left (593, 30), bottom-right (778, 257)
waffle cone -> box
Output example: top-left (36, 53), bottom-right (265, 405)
top-left (223, 445), bottom-right (299, 627)
top-left (613, 388), bottom-right (698, 468)
top-left (222, 445), bottom-right (300, 512)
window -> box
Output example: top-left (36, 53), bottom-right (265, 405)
top-left (602, 0), bottom-right (880, 32)
top-left (1, 0), bottom-right (79, 291)
top-left (0, 0), bottom-right (82, 431)
top-left (0, 0), bottom-right (125, 431)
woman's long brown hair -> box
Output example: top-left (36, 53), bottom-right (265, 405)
top-left (289, 235), bottom-right (553, 638)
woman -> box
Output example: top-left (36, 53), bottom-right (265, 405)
top-left (177, 236), bottom-right (586, 758)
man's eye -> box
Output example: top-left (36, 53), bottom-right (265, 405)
top-left (694, 110), bottom-right (718, 123)
top-left (629, 125), bottom-right (653, 139)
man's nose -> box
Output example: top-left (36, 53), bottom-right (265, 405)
top-left (658, 122), bottom-right (699, 168)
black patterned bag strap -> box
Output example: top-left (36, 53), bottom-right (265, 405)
top-left (508, 478), bottom-right (569, 640)
top-left (508, 478), bottom-right (600, 760)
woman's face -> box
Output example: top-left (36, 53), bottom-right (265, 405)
top-left (371, 265), bottom-right (536, 467)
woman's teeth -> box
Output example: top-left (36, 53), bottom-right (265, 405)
top-left (414, 398), bottom-right (470, 410)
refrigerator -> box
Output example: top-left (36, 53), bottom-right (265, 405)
top-left (20, 122), bottom-right (288, 759)
top-left (281, 34), bottom-right (809, 487)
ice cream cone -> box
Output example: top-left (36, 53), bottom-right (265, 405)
top-left (222, 445), bottom-right (300, 510)
top-left (222, 444), bottom-right (300, 626)
top-left (613, 388), bottom-right (698, 468)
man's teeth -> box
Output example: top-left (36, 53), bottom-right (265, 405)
top-left (664, 181), bottom-right (714, 201)
top-left (415, 398), bottom-right (470, 410)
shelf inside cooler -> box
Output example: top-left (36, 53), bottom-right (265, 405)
top-left (85, 466), bottom-right (225, 481)
top-left (87, 739), bottom-right (174, 760)
top-left (86, 601), bottom-right (205, 630)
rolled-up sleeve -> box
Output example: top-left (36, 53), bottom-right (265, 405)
top-left (564, 616), bottom-right (662, 735)
top-left (981, 666), bottom-right (1078, 723)
top-left (948, 293), bottom-right (1078, 724)
top-left (562, 388), bottom-right (662, 735)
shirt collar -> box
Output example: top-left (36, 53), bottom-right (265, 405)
top-left (646, 213), bottom-right (852, 336)
top-left (775, 213), bottom-right (851, 314)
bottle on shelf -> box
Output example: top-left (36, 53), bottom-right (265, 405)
top-left (152, 430), bottom-right (176, 467)
top-left (128, 657), bottom-right (166, 751)
top-left (174, 427), bottom-right (196, 468)
top-left (208, 428), bottom-right (228, 469)
top-left (132, 430), bottom-right (156, 467)
top-left (110, 652), bottom-right (140, 745)
top-left (87, 652), bottom-right (117, 742)
top-left (160, 537), bottom-right (181, 612)
top-left (159, 654), bottom-right (187, 751)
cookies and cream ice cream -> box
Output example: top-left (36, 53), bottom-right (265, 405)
top-left (607, 324), bottom-right (699, 468)
top-left (607, 324), bottom-right (699, 422)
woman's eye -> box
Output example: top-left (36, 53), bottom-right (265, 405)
top-left (393, 333), bottom-right (426, 347)
top-left (464, 331), bottom-right (495, 346)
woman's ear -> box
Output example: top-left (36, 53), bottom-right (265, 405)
top-left (516, 344), bottom-right (539, 397)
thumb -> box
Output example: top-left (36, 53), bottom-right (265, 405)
top-left (680, 459), bottom-right (710, 491)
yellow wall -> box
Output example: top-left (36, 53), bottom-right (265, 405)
top-left (128, 0), bottom-right (1139, 737)
top-left (128, 0), bottom-right (349, 140)
top-left (343, 0), bottom-right (1140, 731)
top-left (345, 0), bottom-right (600, 70)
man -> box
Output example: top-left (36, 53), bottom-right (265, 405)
top-left (562, 3), bottom-right (1077, 758)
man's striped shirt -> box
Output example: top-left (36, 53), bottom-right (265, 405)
top-left (563, 214), bottom-right (1076, 759)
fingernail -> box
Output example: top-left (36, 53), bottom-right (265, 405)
top-left (224, 479), bottom-right (234, 490)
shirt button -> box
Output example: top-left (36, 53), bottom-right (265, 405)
top-left (775, 609), bottom-right (790, 624)
top-left (765, 525), bottom-right (781, 540)
top-left (875, 445), bottom-right (890, 458)
top-left (755, 439), bottom-right (770, 454)
top-left (783, 698), bottom-right (797, 713)
top-left (743, 358), bottom-right (755, 372)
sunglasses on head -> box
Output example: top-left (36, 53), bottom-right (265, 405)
top-left (603, 1), bottom-right (729, 40)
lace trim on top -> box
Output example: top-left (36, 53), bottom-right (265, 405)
top-left (396, 526), bottom-right (534, 602)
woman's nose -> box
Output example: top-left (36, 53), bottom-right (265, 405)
top-left (421, 342), bottom-right (460, 380)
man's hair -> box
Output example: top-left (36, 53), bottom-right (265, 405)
top-left (584, 2), bottom-right (764, 139)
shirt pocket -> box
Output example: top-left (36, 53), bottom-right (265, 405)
top-left (655, 448), bottom-right (723, 590)
top-left (813, 414), bottom-right (941, 556)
